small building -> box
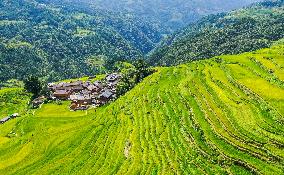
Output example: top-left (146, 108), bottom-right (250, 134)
top-left (10, 113), bottom-right (19, 119)
top-left (107, 80), bottom-right (119, 89)
top-left (81, 89), bottom-right (91, 95)
top-left (70, 94), bottom-right (92, 111)
top-left (0, 117), bottom-right (10, 124)
top-left (32, 96), bottom-right (46, 108)
top-left (53, 90), bottom-right (71, 100)
top-left (70, 102), bottom-right (89, 111)
top-left (97, 89), bottom-right (114, 105)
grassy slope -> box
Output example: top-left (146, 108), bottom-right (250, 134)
top-left (0, 88), bottom-right (30, 118)
top-left (56, 74), bottom-right (106, 83)
top-left (0, 43), bottom-right (284, 174)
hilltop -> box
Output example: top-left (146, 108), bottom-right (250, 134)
top-left (0, 41), bottom-right (283, 174)
top-left (67, 0), bottom-right (261, 32)
top-left (148, 0), bottom-right (284, 66)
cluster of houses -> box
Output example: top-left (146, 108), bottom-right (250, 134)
top-left (0, 113), bottom-right (19, 124)
top-left (33, 73), bottom-right (122, 111)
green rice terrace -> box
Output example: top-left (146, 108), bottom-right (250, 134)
top-left (0, 42), bottom-right (284, 174)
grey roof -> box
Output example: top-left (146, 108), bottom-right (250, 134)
top-left (70, 94), bottom-right (91, 101)
top-left (99, 89), bottom-right (113, 99)
top-left (0, 117), bottom-right (10, 123)
top-left (72, 86), bottom-right (84, 90)
top-left (54, 90), bottom-right (69, 95)
top-left (57, 82), bottom-right (65, 87)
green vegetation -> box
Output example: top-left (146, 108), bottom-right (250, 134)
top-left (0, 0), bottom-right (162, 82)
top-left (35, 101), bottom-right (88, 118)
top-left (0, 41), bottom-right (283, 174)
top-left (24, 76), bottom-right (43, 98)
top-left (0, 88), bottom-right (30, 118)
top-left (148, 0), bottom-right (284, 66)
top-left (0, 79), bottom-right (24, 89)
top-left (115, 60), bottom-right (154, 96)
top-left (58, 74), bottom-right (106, 83)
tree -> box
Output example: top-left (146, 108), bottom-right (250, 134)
top-left (133, 59), bottom-right (153, 83)
top-left (24, 76), bottom-right (43, 98)
top-left (116, 59), bottom-right (154, 96)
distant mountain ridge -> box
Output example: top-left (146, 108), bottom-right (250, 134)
top-left (70, 0), bottom-right (262, 32)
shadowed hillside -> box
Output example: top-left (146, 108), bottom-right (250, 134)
top-left (66, 0), bottom-right (261, 32)
top-left (148, 0), bottom-right (284, 66)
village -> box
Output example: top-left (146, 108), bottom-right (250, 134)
top-left (32, 73), bottom-right (122, 111)
top-left (0, 73), bottom-right (122, 125)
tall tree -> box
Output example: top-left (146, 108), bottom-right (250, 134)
top-left (24, 76), bottom-right (42, 98)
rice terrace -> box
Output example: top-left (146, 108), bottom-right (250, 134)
top-left (0, 0), bottom-right (284, 174)
top-left (0, 41), bottom-right (283, 174)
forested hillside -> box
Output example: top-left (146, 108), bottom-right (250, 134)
top-left (0, 0), bottom-right (162, 82)
top-left (69, 0), bottom-right (260, 32)
top-left (0, 41), bottom-right (284, 174)
top-left (148, 0), bottom-right (284, 66)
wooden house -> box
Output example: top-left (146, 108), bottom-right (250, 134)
top-left (53, 90), bottom-right (71, 100)
top-left (70, 94), bottom-right (92, 111)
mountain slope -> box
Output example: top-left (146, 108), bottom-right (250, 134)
top-left (148, 0), bottom-right (284, 66)
top-left (0, 0), bottom-right (162, 82)
top-left (70, 0), bottom-right (261, 32)
top-left (0, 41), bottom-right (284, 174)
